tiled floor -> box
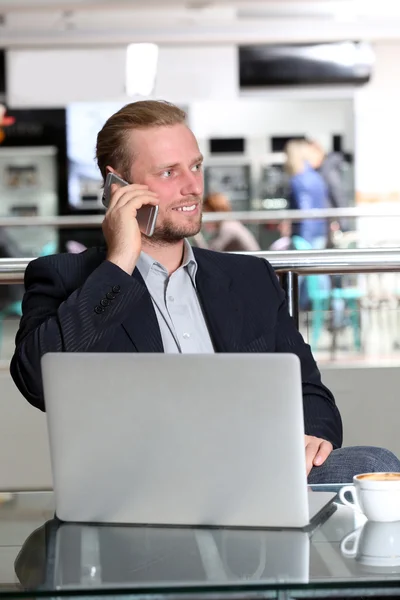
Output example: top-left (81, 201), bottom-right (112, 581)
top-left (0, 492), bottom-right (54, 586)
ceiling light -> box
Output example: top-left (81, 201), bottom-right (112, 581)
top-left (351, 0), bottom-right (400, 17)
top-left (126, 43), bottom-right (159, 97)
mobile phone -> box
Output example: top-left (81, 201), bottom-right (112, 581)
top-left (102, 172), bottom-right (159, 237)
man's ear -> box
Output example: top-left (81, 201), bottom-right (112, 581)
top-left (105, 165), bottom-right (117, 176)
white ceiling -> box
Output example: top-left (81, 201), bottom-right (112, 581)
top-left (1, 0), bottom-right (400, 47)
top-left (0, 0), bottom-right (346, 7)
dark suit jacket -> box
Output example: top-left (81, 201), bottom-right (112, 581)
top-left (10, 247), bottom-right (343, 448)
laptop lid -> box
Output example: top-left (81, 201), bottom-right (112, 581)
top-left (42, 353), bottom-right (311, 528)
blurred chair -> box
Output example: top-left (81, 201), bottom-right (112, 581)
top-left (0, 239), bottom-right (58, 358)
top-left (39, 240), bottom-right (57, 256)
top-left (291, 235), bottom-right (362, 354)
top-left (291, 236), bottom-right (330, 349)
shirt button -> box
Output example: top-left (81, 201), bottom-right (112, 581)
top-left (168, 296), bottom-right (174, 302)
top-left (183, 332), bottom-right (191, 339)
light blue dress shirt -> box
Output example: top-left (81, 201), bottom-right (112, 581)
top-left (135, 240), bottom-right (215, 353)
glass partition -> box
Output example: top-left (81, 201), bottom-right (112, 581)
top-left (199, 214), bottom-right (400, 253)
top-left (297, 273), bottom-right (400, 365)
top-left (2, 272), bottom-right (400, 367)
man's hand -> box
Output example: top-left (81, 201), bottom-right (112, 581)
top-left (103, 183), bottom-right (159, 275)
top-left (304, 435), bottom-right (333, 476)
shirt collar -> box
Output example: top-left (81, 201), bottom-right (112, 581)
top-left (182, 238), bottom-right (198, 282)
top-left (136, 238), bottom-right (198, 285)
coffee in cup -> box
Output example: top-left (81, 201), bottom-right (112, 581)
top-left (339, 472), bottom-right (400, 522)
top-left (357, 473), bottom-right (400, 482)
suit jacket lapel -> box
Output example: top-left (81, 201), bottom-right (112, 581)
top-left (121, 268), bottom-right (163, 352)
top-left (194, 250), bottom-right (243, 352)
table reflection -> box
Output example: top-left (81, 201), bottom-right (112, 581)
top-left (341, 520), bottom-right (400, 573)
top-left (15, 519), bottom-right (310, 590)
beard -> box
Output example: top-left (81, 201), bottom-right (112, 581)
top-left (150, 215), bottom-right (203, 244)
top-left (146, 197), bottom-right (203, 245)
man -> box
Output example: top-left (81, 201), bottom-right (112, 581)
top-left (306, 138), bottom-right (346, 210)
top-left (10, 100), bottom-right (399, 483)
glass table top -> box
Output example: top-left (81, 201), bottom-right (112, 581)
top-left (2, 485), bottom-right (400, 598)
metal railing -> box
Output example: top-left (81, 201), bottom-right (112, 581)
top-left (1, 206), bottom-right (400, 228)
top-left (1, 248), bottom-right (400, 328)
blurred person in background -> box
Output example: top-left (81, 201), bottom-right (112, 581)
top-left (202, 192), bottom-right (260, 252)
top-left (307, 138), bottom-right (350, 236)
top-left (269, 219), bottom-right (294, 251)
top-left (306, 139), bottom-right (346, 210)
top-left (285, 139), bottom-right (329, 249)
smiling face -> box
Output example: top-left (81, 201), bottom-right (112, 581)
top-left (126, 123), bottom-right (204, 244)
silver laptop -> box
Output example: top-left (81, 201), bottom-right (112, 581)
top-left (41, 353), bottom-right (336, 529)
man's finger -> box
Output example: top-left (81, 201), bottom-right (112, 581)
top-left (108, 183), bottom-right (152, 209)
top-left (313, 441), bottom-right (333, 467)
top-left (305, 439), bottom-right (320, 475)
top-left (113, 189), bottom-right (159, 211)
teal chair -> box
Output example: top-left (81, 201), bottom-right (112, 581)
top-left (0, 240), bottom-right (58, 357)
top-left (39, 240), bottom-right (57, 257)
top-left (291, 235), bottom-right (362, 352)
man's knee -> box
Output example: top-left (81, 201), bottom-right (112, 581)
top-left (333, 446), bottom-right (400, 477)
top-left (308, 446), bottom-right (400, 485)
top-left (359, 446), bottom-right (400, 473)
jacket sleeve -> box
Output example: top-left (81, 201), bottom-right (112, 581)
top-left (321, 161), bottom-right (344, 209)
top-left (264, 260), bottom-right (343, 448)
top-left (10, 257), bottom-right (143, 411)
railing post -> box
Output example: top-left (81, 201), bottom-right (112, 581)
top-left (279, 271), bottom-right (299, 329)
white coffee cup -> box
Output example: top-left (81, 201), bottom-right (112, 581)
top-left (341, 521), bottom-right (400, 567)
top-left (339, 472), bottom-right (400, 522)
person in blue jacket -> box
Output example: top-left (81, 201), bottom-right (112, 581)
top-left (285, 139), bottom-right (329, 249)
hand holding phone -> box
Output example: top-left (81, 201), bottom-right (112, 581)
top-left (102, 172), bottom-right (159, 274)
top-left (102, 172), bottom-right (159, 237)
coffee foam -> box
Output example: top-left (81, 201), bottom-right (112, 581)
top-left (357, 472), bottom-right (400, 482)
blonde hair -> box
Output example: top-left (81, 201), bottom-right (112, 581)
top-left (203, 193), bottom-right (232, 213)
top-left (96, 100), bottom-right (187, 182)
top-left (284, 139), bottom-right (309, 176)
